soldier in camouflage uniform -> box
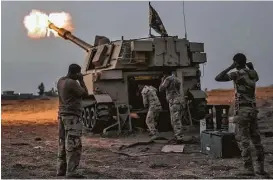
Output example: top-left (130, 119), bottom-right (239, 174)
top-left (215, 53), bottom-right (268, 177)
top-left (159, 71), bottom-right (183, 144)
top-left (57, 64), bottom-right (88, 178)
top-left (139, 84), bottom-right (162, 139)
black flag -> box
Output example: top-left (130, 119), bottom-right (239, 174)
top-left (149, 2), bottom-right (168, 37)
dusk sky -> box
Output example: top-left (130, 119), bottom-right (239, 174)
top-left (2, 1), bottom-right (273, 93)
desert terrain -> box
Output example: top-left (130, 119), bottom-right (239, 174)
top-left (2, 87), bottom-right (273, 179)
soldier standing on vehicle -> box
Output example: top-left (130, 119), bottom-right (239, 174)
top-left (159, 71), bottom-right (184, 144)
top-left (56, 64), bottom-right (88, 178)
top-left (139, 84), bottom-right (162, 139)
top-left (215, 53), bottom-right (268, 177)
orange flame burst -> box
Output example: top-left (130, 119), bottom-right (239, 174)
top-left (23, 9), bottom-right (73, 39)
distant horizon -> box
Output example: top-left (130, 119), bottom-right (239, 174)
top-left (2, 84), bottom-right (273, 95)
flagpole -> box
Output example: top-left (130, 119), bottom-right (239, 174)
top-left (148, 1), bottom-right (151, 37)
top-left (182, 1), bottom-right (188, 39)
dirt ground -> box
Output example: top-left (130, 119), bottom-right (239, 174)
top-left (2, 87), bottom-right (273, 179)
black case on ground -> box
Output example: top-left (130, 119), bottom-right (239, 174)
top-left (200, 130), bottom-right (241, 158)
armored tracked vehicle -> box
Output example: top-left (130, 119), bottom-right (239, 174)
top-left (49, 22), bottom-right (208, 134)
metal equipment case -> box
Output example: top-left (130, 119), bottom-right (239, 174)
top-left (200, 130), bottom-right (241, 158)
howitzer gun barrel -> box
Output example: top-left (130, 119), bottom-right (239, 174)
top-left (48, 21), bottom-right (92, 51)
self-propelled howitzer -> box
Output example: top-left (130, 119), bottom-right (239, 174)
top-left (49, 22), bottom-right (208, 134)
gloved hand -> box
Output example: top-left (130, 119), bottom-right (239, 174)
top-left (246, 62), bottom-right (254, 70)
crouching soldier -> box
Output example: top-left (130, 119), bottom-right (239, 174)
top-left (138, 84), bottom-right (162, 139)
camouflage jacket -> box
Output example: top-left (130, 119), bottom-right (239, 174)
top-left (228, 68), bottom-right (258, 110)
top-left (57, 76), bottom-right (86, 117)
top-left (159, 75), bottom-right (181, 102)
top-left (141, 85), bottom-right (162, 111)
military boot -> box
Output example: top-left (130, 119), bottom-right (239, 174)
top-left (236, 161), bottom-right (255, 177)
top-left (66, 173), bottom-right (86, 179)
top-left (236, 167), bottom-right (255, 176)
top-left (176, 139), bottom-right (184, 144)
top-left (56, 170), bottom-right (66, 177)
top-left (256, 162), bottom-right (270, 178)
top-left (150, 135), bottom-right (157, 140)
top-left (150, 132), bottom-right (160, 140)
top-left (56, 162), bottom-right (66, 176)
top-left (168, 137), bottom-right (176, 144)
top-left (168, 138), bottom-right (183, 145)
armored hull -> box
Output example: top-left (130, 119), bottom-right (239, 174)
top-left (47, 20), bottom-right (210, 134)
top-left (80, 36), bottom-right (208, 133)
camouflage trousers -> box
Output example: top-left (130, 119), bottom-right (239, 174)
top-left (57, 115), bottom-right (83, 176)
top-left (169, 98), bottom-right (183, 140)
top-left (146, 110), bottom-right (160, 135)
top-left (234, 107), bottom-right (264, 170)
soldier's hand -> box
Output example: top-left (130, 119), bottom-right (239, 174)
top-left (229, 62), bottom-right (236, 69)
top-left (246, 62), bottom-right (254, 70)
top-left (161, 76), bottom-right (166, 82)
top-left (77, 73), bottom-right (84, 81)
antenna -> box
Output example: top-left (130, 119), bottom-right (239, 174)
top-left (148, 1), bottom-right (152, 37)
top-left (182, 1), bottom-right (188, 39)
